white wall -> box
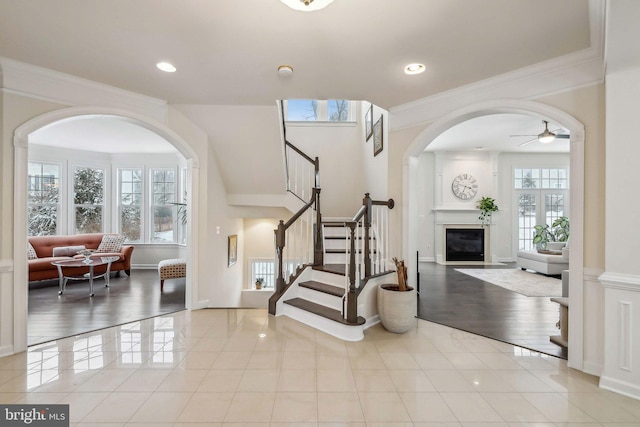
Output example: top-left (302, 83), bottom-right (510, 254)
top-left (286, 121), bottom-right (363, 217)
top-left (416, 149), bottom-right (569, 263)
top-left (360, 102), bottom-right (389, 200)
top-left (599, 0), bottom-right (640, 399)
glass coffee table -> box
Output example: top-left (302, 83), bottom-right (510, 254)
top-left (51, 256), bottom-right (120, 297)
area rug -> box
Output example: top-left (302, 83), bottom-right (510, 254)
top-left (454, 268), bottom-right (561, 297)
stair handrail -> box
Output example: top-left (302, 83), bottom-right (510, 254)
top-left (280, 100), bottom-right (320, 202)
top-left (269, 188), bottom-right (324, 315)
top-left (343, 193), bottom-right (394, 323)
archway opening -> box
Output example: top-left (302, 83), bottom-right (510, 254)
top-left (14, 108), bottom-right (200, 351)
top-left (402, 100), bottom-right (585, 368)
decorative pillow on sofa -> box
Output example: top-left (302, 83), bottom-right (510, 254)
top-left (27, 242), bottom-right (38, 260)
top-left (96, 234), bottom-right (126, 253)
top-left (52, 245), bottom-right (86, 257)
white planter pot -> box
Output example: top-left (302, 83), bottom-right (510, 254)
top-left (377, 284), bottom-right (416, 333)
top-left (546, 242), bottom-right (566, 251)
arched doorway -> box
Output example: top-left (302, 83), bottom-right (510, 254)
top-left (402, 99), bottom-right (586, 370)
top-left (13, 107), bottom-right (201, 353)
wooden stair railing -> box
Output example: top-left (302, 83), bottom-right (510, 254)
top-left (343, 193), bottom-right (394, 323)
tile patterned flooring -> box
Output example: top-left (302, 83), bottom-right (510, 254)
top-left (3, 308), bottom-right (640, 425)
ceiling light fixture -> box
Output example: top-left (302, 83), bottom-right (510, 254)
top-left (156, 62), bottom-right (176, 73)
top-left (278, 65), bottom-right (294, 77)
top-left (279, 0), bottom-right (334, 12)
top-left (404, 63), bottom-right (426, 75)
top-left (537, 120), bottom-right (556, 143)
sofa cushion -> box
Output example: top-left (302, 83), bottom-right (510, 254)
top-left (27, 242), bottom-right (38, 260)
top-left (96, 234), bottom-right (126, 253)
top-left (52, 245), bottom-right (86, 257)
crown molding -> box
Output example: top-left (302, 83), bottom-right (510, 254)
top-left (390, 0), bottom-right (606, 131)
top-left (0, 56), bottom-right (168, 123)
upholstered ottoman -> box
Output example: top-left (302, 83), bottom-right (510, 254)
top-left (158, 258), bottom-right (186, 291)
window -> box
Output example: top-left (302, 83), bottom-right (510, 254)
top-left (118, 169), bottom-right (143, 242)
top-left (515, 167), bottom-right (569, 251)
top-left (27, 162), bottom-right (60, 236)
top-left (151, 169), bottom-right (176, 243)
top-left (285, 99), bottom-right (354, 122)
top-left (73, 167), bottom-right (104, 234)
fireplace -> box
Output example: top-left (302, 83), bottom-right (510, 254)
top-left (446, 228), bottom-right (485, 262)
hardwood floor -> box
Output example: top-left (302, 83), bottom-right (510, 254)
top-left (416, 262), bottom-right (568, 359)
top-left (28, 269), bottom-right (185, 346)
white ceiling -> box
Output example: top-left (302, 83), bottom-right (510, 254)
top-left (0, 0), bottom-right (591, 109)
top-left (29, 115), bottom-right (178, 154)
top-left (426, 114), bottom-right (570, 153)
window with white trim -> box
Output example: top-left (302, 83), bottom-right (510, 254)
top-left (285, 99), bottom-right (355, 122)
top-left (118, 168), bottom-right (143, 242)
top-left (151, 169), bottom-right (176, 243)
top-left (73, 166), bottom-right (105, 234)
top-left (515, 167), bottom-right (569, 251)
top-left (27, 162), bottom-right (60, 236)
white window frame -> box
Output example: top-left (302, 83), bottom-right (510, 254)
top-left (72, 165), bottom-right (106, 235)
top-left (117, 168), bottom-right (144, 243)
top-left (27, 161), bottom-right (62, 236)
top-left (149, 167), bottom-right (178, 243)
top-left (513, 167), bottom-right (570, 252)
top-left (284, 99), bottom-right (356, 124)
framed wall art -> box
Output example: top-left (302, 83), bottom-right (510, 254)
top-left (373, 116), bottom-right (383, 156)
top-left (365, 104), bottom-right (373, 141)
top-left (228, 235), bottom-right (237, 267)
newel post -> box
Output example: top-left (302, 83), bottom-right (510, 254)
top-left (346, 221), bottom-right (358, 324)
top-left (313, 188), bottom-right (324, 266)
top-left (363, 193), bottom-right (372, 277)
top-left (275, 219), bottom-right (286, 294)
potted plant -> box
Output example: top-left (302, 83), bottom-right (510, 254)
top-left (255, 277), bottom-right (264, 290)
top-left (377, 257), bottom-right (416, 333)
top-left (533, 216), bottom-right (570, 251)
top-left (476, 196), bottom-right (499, 225)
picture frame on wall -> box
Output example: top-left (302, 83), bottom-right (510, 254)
top-left (365, 104), bottom-right (373, 141)
top-left (228, 235), bottom-right (237, 267)
top-left (373, 116), bottom-right (383, 156)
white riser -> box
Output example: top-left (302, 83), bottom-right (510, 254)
top-left (282, 303), bottom-right (364, 342)
top-left (324, 253), bottom-right (349, 264)
top-left (299, 287), bottom-right (344, 311)
top-left (324, 239), bottom-right (348, 250)
top-left (323, 227), bottom-right (348, 238)
top-left (310, 269), bottom-right (347, 286)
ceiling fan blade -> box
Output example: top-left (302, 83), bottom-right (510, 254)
top-left (555, 134), bottom-right (570, 139)
top-left (518, 137), bottom-right (537, 147)
top-left (509, 134), bottom-right (536, 137)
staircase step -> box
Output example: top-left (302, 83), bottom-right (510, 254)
top-left (299, 280), bottom-right (344, 297)
top-left (326, 249), bottom-right (377, 254)
top-left (284, 298), bottom-right (365, 326)
top-left (324, 236), bottom-right (374, 240)
top-left (312, 264), bottom-right (347, 275)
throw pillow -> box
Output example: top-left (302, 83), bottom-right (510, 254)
top-left (96, 234), bottom-right (126, 253)
top-left (27, 242), bottom-right (38, 260)
top-left (52, 245), bottom-right (87, 257)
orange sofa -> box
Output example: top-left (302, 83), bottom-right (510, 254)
top-left (28, 234), bottom-right (134, 282)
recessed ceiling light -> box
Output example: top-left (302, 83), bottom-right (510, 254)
top-left (156, 62), bottom-right (176, 73)
top-left (278, 65), bottom-right (294, 77)
top-left (280, 0), bottom-right (334, 11)
top-left (404, 63), bottom-right (425, 75)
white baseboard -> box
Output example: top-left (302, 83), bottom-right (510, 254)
top-left (418, 257), bottom-right (436, 263)
top-left (131, 264), bottom-right (158, 270)
top-left (600, 375), bottom-right (640, 400)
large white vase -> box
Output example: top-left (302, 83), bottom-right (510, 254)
top-left (377, 284), bottom-right (416, 333)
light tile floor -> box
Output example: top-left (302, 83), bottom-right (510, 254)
top-left (1, 308), bottom-right (639, 426)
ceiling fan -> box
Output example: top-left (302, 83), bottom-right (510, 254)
top-left (511, 120), bottom-right (570, 146)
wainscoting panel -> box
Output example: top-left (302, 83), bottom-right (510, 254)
top-left (599, 271), bottom-right (640, 399)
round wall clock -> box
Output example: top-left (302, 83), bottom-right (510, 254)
top-left (451, 173), bottom-right (478, 200)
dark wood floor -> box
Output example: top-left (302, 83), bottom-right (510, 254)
top-left (416, 262), bottom-right (567, 359)
top-left (28, 269), bottom-right (185, 346)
